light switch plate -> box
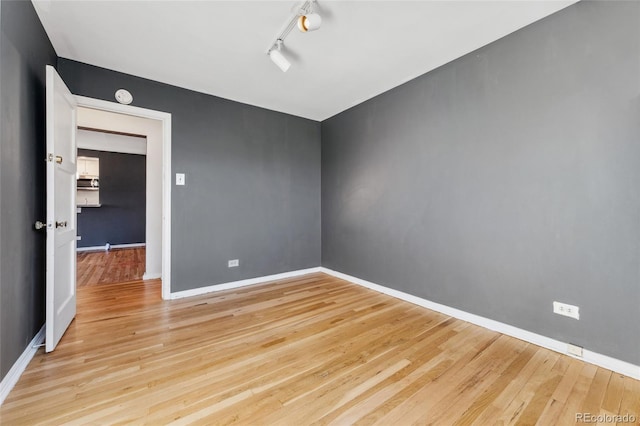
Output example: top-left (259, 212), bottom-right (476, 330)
top-left (176, 173), bottom-right (185, 186)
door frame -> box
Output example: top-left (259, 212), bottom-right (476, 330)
top-left (75, 95), bottom-right (172, 300)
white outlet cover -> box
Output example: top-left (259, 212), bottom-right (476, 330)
top-left (228, 259), bottom-right (239, 268)
top-left (553, 301), bottom-right (580, 320)
top-left (176, 173), bottom-right (185, 186)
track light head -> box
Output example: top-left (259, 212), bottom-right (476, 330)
top-left (266, 1), bottom-right (321, 71)
top-left (297, 13), bottom-right (322, 32)
top-left (268, 41), bottom-right (291, 72)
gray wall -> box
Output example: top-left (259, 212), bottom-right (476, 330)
top-left (322, 1), bottom-right (640, 364)
top-left (0, 1), bottom-right (57, 379)
top-left (58, 59), bottom-right (322, 292)
top-left (77, 149), bottom-right (146, 248)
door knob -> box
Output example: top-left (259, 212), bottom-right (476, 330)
top-left (35, 221), bottom-right (47, 230)
top-left (47, 154), bottom-right (63, 164)
top-left (55, 221), bottom-right (67, 228)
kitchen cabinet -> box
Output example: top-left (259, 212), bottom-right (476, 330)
top-left (77, 156), bottom-right (99, 178)
top-left (77, 189), bottom-right (100, 207)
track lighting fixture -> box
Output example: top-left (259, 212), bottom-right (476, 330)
top-left (269, 40), bottom-right (291, 73)
top-left (266, 0), bottom-right (322, 72)
top-left (297, 13), bottom-right (322, 32)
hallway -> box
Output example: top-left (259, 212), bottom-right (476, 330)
top-left (76, 247), bottom-right (145, 287)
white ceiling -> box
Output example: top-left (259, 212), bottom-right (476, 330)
top-left (32, 1), bottom-right (576, 121)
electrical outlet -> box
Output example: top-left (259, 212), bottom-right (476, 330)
top-left (228, 259), bottom-right (239, 268)
top-left (176, 173), bottom-right (185, 186)
top-left (553, 301), bottom-right (580, 320)
top-left (567, 343), bottom-right (583, 358)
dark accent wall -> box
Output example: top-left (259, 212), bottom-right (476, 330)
top-left (58, 59), bottom-right (322, 292)
top-left (77, 149), bottom-right (146, 248)
top-left (322, 1), bottom-right (640, 364)
top-left (0, 0), bottom-right (3, 383)
top-left (0, 1), bottom-right (57, 380)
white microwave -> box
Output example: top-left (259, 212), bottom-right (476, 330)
top-left (77, 178), bottom-right (99, 189)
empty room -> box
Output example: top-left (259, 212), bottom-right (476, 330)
top-left (1, 0), bottom-right (639, 424)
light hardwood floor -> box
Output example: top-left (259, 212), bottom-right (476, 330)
top-left (1, 273), bottom-right (638, 424)
top-left (76, 247), bottom-right (145, 287)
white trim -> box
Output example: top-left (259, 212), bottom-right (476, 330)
top-left (162, 115), bottom-right (172, 300)
top-left (169, 267), bottom-right (322, 300)
top-left (142, 272), bottom-right (162, 280)
top-left (0, 325), bottom-right (45, 405)
top-left (76, 243), bottom-right (146, 252)
top-left (74, 96), bottom-right (172, 300)
top-left (77, 128), bottom-right (147, 155)
top-left (319, 267), bottom-right (640, 380)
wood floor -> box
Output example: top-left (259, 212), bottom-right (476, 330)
top-left (1, 273), bottom-right (639, 425)
top-left (76, 247), bottom-right (145, 287)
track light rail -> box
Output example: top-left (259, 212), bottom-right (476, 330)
top-left (265, 1), bottom-right (314, 54)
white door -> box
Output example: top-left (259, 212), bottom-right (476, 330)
top-left (45, 65), bottom-right (78, 353)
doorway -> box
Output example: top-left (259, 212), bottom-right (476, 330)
top-left (74, 97), bottom-right (172, 299)
top-left (76, 129), bottom-right (148, 287)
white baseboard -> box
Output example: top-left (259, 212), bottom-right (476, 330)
top-left (319, 267), bottom-right (640, 380)
top-left (142, 272), bottom-right (162, 280)
top-left (0, 325), bottom-right (45, 406)
top-left (169, 267), bottom-right (323, 300)
top-left (77, 242), bottom-right (145, 252)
